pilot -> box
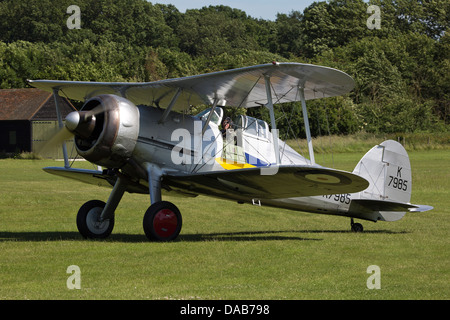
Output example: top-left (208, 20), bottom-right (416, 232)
top-left (221, 117), bottom-right (233, 138)
top-left (221, 117), bottom-right (238, 148)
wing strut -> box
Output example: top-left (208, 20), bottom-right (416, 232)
top-left (298, 87), bottom-right (315, 165)
top-left (158, 88), bottom-right (182, 124)
top-left (264, 76), bottom-right (281, 165)
top-left (202, 98), bottom-right (219, 135)
top-left (53, 89), bottom-right (70, 168)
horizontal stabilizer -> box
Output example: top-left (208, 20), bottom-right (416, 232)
top-left (408, 204), bottom-right (434, 212)
top-left (348, 198), bottom-right (433, 222)
top-left (350, 199), bottom-right (419, 212)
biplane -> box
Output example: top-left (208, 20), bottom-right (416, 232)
top-left (29, 62), bottom-right (432, 241)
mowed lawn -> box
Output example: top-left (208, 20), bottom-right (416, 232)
top-left (0, 149), bottom-right (449, 300)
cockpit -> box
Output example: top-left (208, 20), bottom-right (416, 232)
top-left (194, 107), bottom-right (307, 167)
top-left (234, 115), bottom-right (270, 140)
top-left (195, 107), bottom-right (273, 166)
top-left (196, 107), bottom-right (270, 140)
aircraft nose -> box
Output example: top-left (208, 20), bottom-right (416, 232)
top-left (65, 111), bottom-right (80, 132)
top-left (65, 111), bottom-right (96, 138)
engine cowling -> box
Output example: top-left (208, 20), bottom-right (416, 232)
top-left (65, 94), bottom-right (140, 168)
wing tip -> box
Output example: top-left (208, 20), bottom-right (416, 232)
top-left (409, 204), bottom-right (434, 213)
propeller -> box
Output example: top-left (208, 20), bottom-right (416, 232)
top-left (36, 125), bottom-right (74, 157)
top-left (36, 109), bottom-right (99, 158)
top-left (36, 94), bottom-right (139, 167)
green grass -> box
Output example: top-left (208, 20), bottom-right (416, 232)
top-left (0, 149), bottom-right (449, 300)
top-left (286, 131), bottom-right (450, 155)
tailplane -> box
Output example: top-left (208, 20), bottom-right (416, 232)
top-left (351, 140), bottom-right (432, 222)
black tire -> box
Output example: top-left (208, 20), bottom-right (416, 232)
top-left (76, 200), bottom-right (114, 239)
top-left (143, 201), bottom-right (182, 242)
top-left (351, 222), bottom-right (364, 233)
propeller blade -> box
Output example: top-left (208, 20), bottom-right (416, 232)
top-left (36, 126), bottom-right (74, 157)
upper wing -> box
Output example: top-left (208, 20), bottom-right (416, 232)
top-left (163, 165), bottom-right (369, 201)
top-left (28, 63), bottom-right (354, 111)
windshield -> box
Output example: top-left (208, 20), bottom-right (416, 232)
top-left (195, 107), bottom-right (224, 126)
top-left (235, 115), bottom-right (269, 139)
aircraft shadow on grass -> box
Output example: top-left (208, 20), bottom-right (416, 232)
top-left (0, 229), bottom-right (408, 243)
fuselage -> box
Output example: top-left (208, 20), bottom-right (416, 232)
top-left (127, 105), bottom-right (358, 220)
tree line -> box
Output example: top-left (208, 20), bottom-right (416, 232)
top-left (0, 0), bottom-right (448, 136)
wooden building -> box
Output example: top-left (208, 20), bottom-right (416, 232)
top-left (0, 88), bottom-right (77, 158)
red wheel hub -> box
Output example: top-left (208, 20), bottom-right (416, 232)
top-left (153, 209), bottom-right (178, 238)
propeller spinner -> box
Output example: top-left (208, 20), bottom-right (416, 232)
top-left (65, 111), bottom-right (97, 139)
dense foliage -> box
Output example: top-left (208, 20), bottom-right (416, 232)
top-left (0, 0), bottom-right (448, 136)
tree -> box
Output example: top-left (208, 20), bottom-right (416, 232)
top-left (369, 0), bottom-right (450, 40)
top-left (0, 0), bottom-right (447, 132)
top-left (0, 0), bottom-right (71, 43)
top-left (274, 11), bottom-right (303, 58)
top-left (300, 0), bottom-right (369, 58)
top-left (176, 6), bottom-right (260, 57)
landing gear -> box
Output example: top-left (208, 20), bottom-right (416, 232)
top-left (75, 165), bottom-right (183, 242)
top-left (350, 218), bottom-right (364, 232)
top-left (143, 201), bottom-right (182, 242)
top-left (77, 200), bottom-right (115, 239)
top-left (76, 176), bottom-right (124, 239)
top-left (141, 163), bottom-right (182, 242)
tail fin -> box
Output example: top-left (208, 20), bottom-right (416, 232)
top-left (353, 140), bottom-right (411, 203)
top-left (350, 140), bottom-right (432, 222)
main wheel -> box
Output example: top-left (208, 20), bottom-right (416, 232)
top-left (77, 200), bottom-right (114, 239)
top-left (143, 201), bottom-right (182, 242)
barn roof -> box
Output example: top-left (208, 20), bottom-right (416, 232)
top-left (0, 88), bottom-right (76, 121)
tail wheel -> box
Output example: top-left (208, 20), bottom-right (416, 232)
top-left (143, 201), bottom-right (182, 242)
top-left (350, 218), bottom-right (364, 232)
top-left (77, 200), bottom-right (114, 239)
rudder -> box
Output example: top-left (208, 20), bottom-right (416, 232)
top-left (352, 140), bottom-right (412, 204)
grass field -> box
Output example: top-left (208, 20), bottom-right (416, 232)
top-left (0, 148), bottom-right (449, 300)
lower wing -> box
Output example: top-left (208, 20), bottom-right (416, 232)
top-left (163, 165), bottom-right (369, 201)
top-left (44, 165), bottom-right (369, 201)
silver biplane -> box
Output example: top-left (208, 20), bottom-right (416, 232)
top-left (29, 62), bottom-right (432, 241)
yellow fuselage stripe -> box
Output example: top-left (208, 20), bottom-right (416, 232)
top-left (215, 157), bottom-right (255, 170)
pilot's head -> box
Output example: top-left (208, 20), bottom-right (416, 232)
top-left (222, 117), bottom-right (232, 129)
